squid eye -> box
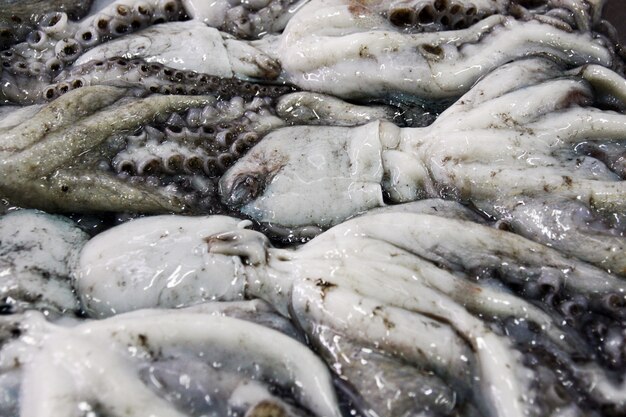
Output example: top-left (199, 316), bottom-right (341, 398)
top-left (222, 174), bottom-right (263, 207)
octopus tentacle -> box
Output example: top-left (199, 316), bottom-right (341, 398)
top-left (497, 198), bottom-right (626, 277)
top-left (182, 0), bottom-right (312, 39)
top-left (289, 284), bottom-right (469, 416)
top-left (1, 88), bottom-right (213, 178)
top-left (305, 322), bottom-right (461, 417)
top-left (436, 78), bottom-right (593, 130)
top-left (275, 92), bottom-right (400, 126)
top-left (5, 0), bottom-right (185, 62)
top-left (0, 86), bottom-right (219, 212)
top-left (74, 20), bottom-right (281, 80)
top-left (0, 85), bottom-right (128, 154)
top-left (40, 168), bottom-right (187, 213)
top-left (44, 56), bottom-right (296, 102)
top-left (291, 281), bottom-right (475, 385)
top-left (7, 310), bottom-right (342, 417)
top-left (527, 107), bottom-right (626, 141)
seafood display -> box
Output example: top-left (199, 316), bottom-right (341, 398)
top-left (1, 0), bottom-right (626, 417)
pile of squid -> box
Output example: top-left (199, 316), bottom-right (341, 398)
top-left (1, 0), bottom-right (626, 416)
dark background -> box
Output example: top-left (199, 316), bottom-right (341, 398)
top-left (605, 0), bottom-right (626, 44)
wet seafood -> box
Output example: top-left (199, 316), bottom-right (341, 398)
top-left (1, 0), bottom-right (617, 105)
top-left (0, 84), bottom-right (401, 213)
top-left (0, 306), bottom-right (341, 417)
top-left (0, 210), bottom-right (87, 315)
top-left (221, 58), bottom-right (626, 273)
top-left (0, 0), bottom-right (94, 50)
top-left (2, 1), bottom-right (626, 417)
top-left (74, 209), bottom-right (626, 416)
top-left (264, 0), bottom-right (616, 100)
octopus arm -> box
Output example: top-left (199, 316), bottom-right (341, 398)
top-left (432, 79), bottom-right (593, 131)
top-left (306, 322), bottom-right (461, 417)
top-left (317, 213), bottom-right (626, 294)
top-left (290, 280), bottom-right (475, 384)
top-left (438, 57), bottom-right (565, 110)
top-left (74, 21), bottom-right (281, 79)
top-left (0, 85), bottom-right (127, 155)
top-left (22, 333), bottom-right (188, 417)
top-left (449, 163), bottom-right (626, 212)
top-left (499, 198), bottom-right (626, 276)
top-left (526, 107), bottom-right (626, 142)
top-left (286, 266), bottom-right (533, 417)
top-left (12, 310), bottom-right (341, 417)
top-left (40, 168), bottom-right (185, 212)
top-left (275, 92), bottom-right (400, 126)
top-left (1, 87), bottom-right (212, 178)
top-left (0, 87), bottom-right (215, 211)
top-left (306, 234), bottom-right (540, 317)
top-left (76, 311), bottom-right (343, 417)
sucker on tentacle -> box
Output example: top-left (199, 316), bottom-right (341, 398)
top-left (0, 80), bottom-right (408, 215)
top-left (44, 56), bottom-right (296, 102)
top-left (1, 0), bottom-right (186, 65)
top-left (0, 0), bottom-right (95, 50)
top-left (0, 86), bottom-right (218, 213)
top-left (181, 0), bottom-right (312, 39)
top-left (8, 0), bottom-right (613, 108)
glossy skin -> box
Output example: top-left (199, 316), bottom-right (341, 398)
top-left (260, 0), bottom-right (614, 100)
top-left (0, 83), bottom-right (405, 214)
top-left (221, 58), bottom-right (626, 273)
top-left (2, 0), bottom-right (614, 106)
top-left (73, 208), bottom-right (626, 417)
top-left (0, 307), bottom-right (341, 417)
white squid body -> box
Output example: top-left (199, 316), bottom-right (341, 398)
top-left (0, 309), bottom-right (341, 417)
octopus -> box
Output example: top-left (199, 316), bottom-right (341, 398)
top-left (221, 57), bottom-right (626, 274)
top-left (0, 303), bottom-right (342, 417)
top-left (258, 0), bottom-right (620, 100)
top-left (0, 0), bottom-right (621, 218)
top-left (1, 1), bottom-right (626, 417)
top-left (73, 205), bottom-right (626, 417)
top-left (0, 84), bottom-right (401, 214)
top-left (0, 0), bottom-right (619, 106)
